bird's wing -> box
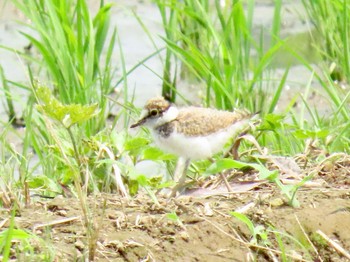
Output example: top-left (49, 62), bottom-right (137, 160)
top-left (175, 107), bottom-right (251, 136)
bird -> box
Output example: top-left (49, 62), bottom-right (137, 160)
top-left (131, 96), bottom-right (256, 197)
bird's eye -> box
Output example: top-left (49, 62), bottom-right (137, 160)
top-left (150, 109), bottom-right (158, 116)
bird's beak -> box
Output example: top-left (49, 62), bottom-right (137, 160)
top-left (130, 117), bottom-right (146, 128)
top-left (130, 110), bottom-right (148, 128)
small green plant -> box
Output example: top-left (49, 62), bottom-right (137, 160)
top-left (230, 212), bottom-right (270, 246)
top-left (35, 86), bottom-right (98, 183)
top-left (205, 158), bottom-right (302, 207)
top-left (230, 212), bottom-right (313, 261)
top-left (0, 121), bottom-right (34, 207)
top-left (166, 211), bottom-right (184, 227)
top-left (34, 85), bottom-right (102, 260)
top-left (121, 133), bottom-right (177, 200)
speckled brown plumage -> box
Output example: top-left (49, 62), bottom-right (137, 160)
top-left (172, 107), bottom-right (251, 136)
top-left (144, 96), bottom-right (171, 113)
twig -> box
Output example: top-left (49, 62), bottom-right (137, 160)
top-left (235, 201), bottom-right (256, 214)
top-left (0, 191), bottom-right (11, 208)
top-left (316, 230), bottom-right (350, 260)
top-left (33, 216), bottom-right (80, 231)
top-left (219, 173), bottom-right (233, 192)
top-left (294, 215), bottom-right (322, 262)
top-left (0, 218), bottom-right (9, 230)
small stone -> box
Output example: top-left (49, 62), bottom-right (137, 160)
top-left (204, 203), bottom-right (214, 216)
top-left (56, 210), bottom-right (67, 217)
top-left (179, 231), bottom-right (190, 242)
top-left (105, 240), bottom-right (124, 251)
top-left (270, 198), bottom-right (284, 207)
top-left (75, 240), bottom-right (85, 251)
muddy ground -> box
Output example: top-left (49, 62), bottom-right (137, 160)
top-left (2, 155), bottom-right (350, 262)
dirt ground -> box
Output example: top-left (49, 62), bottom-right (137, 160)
top-left (2, 155), bottom-right (350, 262)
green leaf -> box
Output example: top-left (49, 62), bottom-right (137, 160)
top-left (205, 159), bottom-right (249, 175)
top-left (258, 169), bottom-right (279, 181)
top-left (0, 227), bottom-right (32, 258)
top-left (148, 176), bottom-right (163, 188)
top-left (293, 129), bottom-right (329, 139)
top-left (166, 212), bottom-right (179, 222)
top-left (259, 114), bottom-right (285, 130)
top-left (142, 147), bottom-right (175, 161)
top-left (0, 229), bottom-right (31, 240)
top-left (124, 137), bottom-right (149, 151)
top-left (35, 86), bottom-right (98, 128)
top-left (136, 175), bottom-right (148, 187)
top-left (156, 180), bottom-right (175, 189)
top-left (128, 179), bottom-right (139, 196)
top-left (206, 158), bottom-right (280, 183)
top-left (229, 212), bottom-right (255, 235)
top-left (142, 147), bottom-right (163, 160)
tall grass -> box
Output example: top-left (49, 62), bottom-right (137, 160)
top-left (13, 0), bottom-right (116, 136)
top-left (301, 0), bottom-right (350, 120)
top-left (300, 0), bottom-right (350, 153)
top-left (155, 0), bottom-right (285, 113)
top-left (302, 0), bottom-right (350, 81)
top-left (2, 0), bottom-right (121, 193)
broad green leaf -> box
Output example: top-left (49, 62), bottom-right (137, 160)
top-left (259, 114), bottom-right (285, 130)
top-left (205, 158), bottom-right (279, 182)
top-left (205, 159), bottom-right (249, 175)
top-left (124, 137), bottom-right (149, 151)
top-left (27, 175), bottom-right (58, 190)
top-left (95, 158), bottom-right (119, 167)
top-left (136, 174), bottom-right (148, 187)
top-left (36, 86), bottom-right (98, 128)
top-left (142, 147), bottom-right (163, 160)
top-left (142, 147), bottom-right (175, 161)
top-left (293, 129), bottom-right (329, 139)
top-left (257, 168), bottom-right (279, 181)
top-left (128, 180), bottom-right (139, 196)
top-left (156, 180), bottom-right (175, 189)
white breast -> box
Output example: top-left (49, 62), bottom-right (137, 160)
top-left (151, 119), bottom-right (249, 160)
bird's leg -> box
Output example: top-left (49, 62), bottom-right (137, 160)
top-left (173, 157), bottom-right (187, 181)
top-left (229, 137), bottom-right (242, 160)
top-left (208, 157), bottom-right (233, 193)
top-left (219, 172), bottom-right (233, 192)
top-left (169, 157), bottom-right (191, 198)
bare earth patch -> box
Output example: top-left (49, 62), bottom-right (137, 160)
top-left (2, 158), bottom-right (350, 261)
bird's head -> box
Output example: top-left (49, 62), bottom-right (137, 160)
top-left (131, 96), bottom-right (178, 129)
